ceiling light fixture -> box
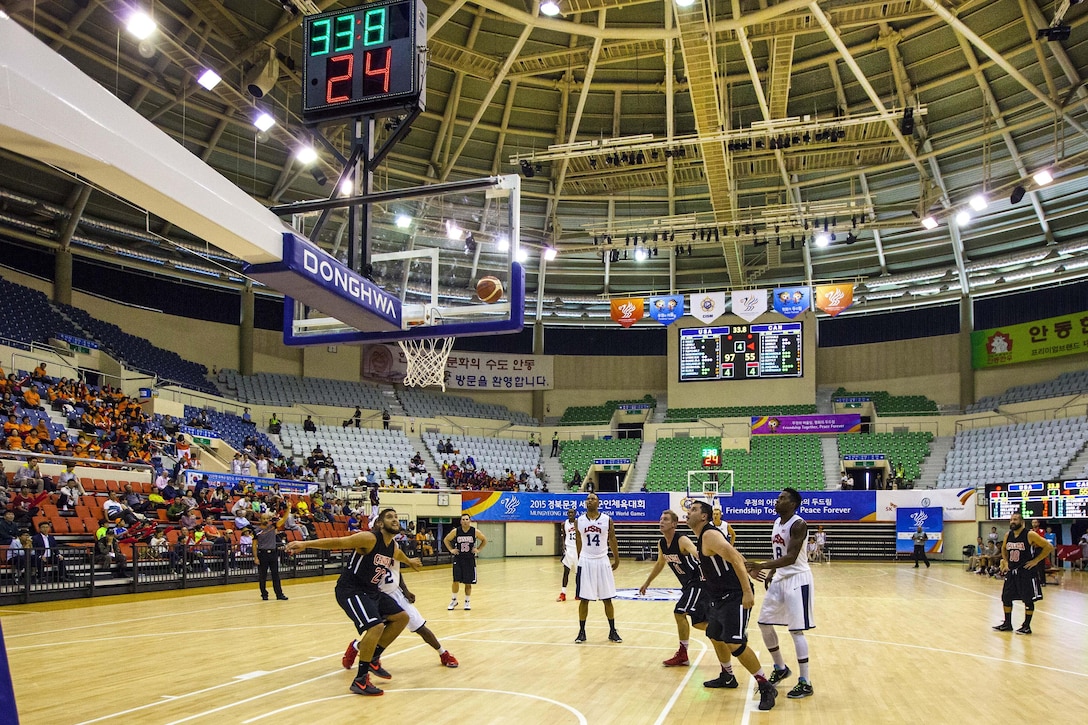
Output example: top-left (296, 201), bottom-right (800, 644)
top-left (955, 210), bottom-right (972, 226)
top-left (544, 247), bottom-right (558, 261)
top-left (540, 0), bottom-right (561, 16)
top-left (921, 216), bottom-right (939, 230)
top-left (196, 69), bottom-right (221, 90)
top-left (394, 214), bottom-right (411, 229)
top-left (1033, 169), bottom-right (1053, 185)
top-left (253, 112), bottom-right (275, 132)
top-left (675, 0), bottom-right (696, 7)
top-left (814, 233), bottom-right (830, 247)
top-left (295, 146), bottom-right (318, 165)
top-left (496, 235), bottom-right (510, 252)
top-left (126, 10), bottom-right (157, 40)
top-left (969, 194), bottom-right (988, 211)
top-left (515, 248), bottom-right (529, 263)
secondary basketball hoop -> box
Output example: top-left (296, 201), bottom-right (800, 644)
top-left (398, 336), bottom-right (456, 391)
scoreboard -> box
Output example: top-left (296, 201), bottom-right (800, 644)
top-left (679, 323), bottom-right (802, 381)
top-left (986, 480), bottom-right (1088, 520)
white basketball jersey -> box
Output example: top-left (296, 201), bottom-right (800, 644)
top-left (713, 521), bottom-right (732, 543)
top-left (771, 513), bottom-right (810, 577)
top-left (378, 557), bottom-right (401, 594)
top-left (563, 520), bottom-right (578, 555)
top-left (577, 513), bottom-right (611, 560)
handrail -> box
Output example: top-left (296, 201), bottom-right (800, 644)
top-left (0, 449), bottom-right (154, 475)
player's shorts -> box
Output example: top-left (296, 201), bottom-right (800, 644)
top-left (675, 582), bottom-right (707, 625)
top-left (1002, 568), bottom-right (1043, 603)
top-left (452, 556), bottom-right (477, 584)
top-left (757, 569), bottom-right (815, 631)
top-left (335, 586), bottom-right (404, 634)
top-left (704, 591), bottom-right (750, 644)
top-left (562, 548), bottom-right (578, 570)
top-left (385, 587), bottom-right (426, 632)
top-left (575, 556), bottom-right (617, 601)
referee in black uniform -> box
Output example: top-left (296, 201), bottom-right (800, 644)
top-left (255, 510), bottom-right (289, 600)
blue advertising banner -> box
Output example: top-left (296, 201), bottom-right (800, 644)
top-left (896, 506), bottom-right (944, 553)
top-left (751, 413), bottom-right (862, 435)
top-left (182, 470), bottom-right (316, 495)
top-left (461, 491), bottom-right (669, 522)
top-left (674, 491), bottom-right (877, 522)
top-left (648, 295), bottom-right (685, 326)
top-left (773, 286), bottom-right (811, 319)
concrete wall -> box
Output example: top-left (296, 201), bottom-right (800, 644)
top-left (504, 522), bottom-right (559, 556)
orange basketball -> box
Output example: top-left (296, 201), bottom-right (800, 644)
top-left (476, 275), bottom-right (503, 303)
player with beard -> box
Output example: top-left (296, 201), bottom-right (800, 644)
top-left (286, 508), bottom-right (419, 696)
top-left (558, 508), bottom-right (577, 601)
top-left (687, 500), bottom-right (777, 710)
top-left (993, 511), bottom-right (1053, 635)
top-left (639, 509), bottom-right (704, 667)
top-left (575, 492), bottom-right (621, 643)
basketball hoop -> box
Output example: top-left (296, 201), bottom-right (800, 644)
top-left (398, 337), bottom-right (456, 391)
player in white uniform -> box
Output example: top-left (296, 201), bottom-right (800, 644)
top-left (558, 508), bottom-right (578, 601)
top-left (342, 557), bottom-right (460, 670)
top-left (747, 487), bottom-right (816, 700)
top-left (575, 492), bottom-right (621, 643)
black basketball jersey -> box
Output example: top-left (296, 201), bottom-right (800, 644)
top-left (1004, 526), bottom-right (1032, 573)
top-left (660, 533), bottom-right (700, 588)
top-left (339, 532), bottom-right (396, 594)
top-left (453, 526), bottom-right (477, 558)
top-left (696, 526), bottom-right (743, 598)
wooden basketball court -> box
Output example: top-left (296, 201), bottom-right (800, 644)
top-left (2, 558), bottom-right (1085, 724)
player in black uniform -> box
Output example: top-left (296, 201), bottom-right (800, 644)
top-left (993, 511), bottom-right (1053, 635)
top-left (639, 509), bottom-right (705, 667)
top-left (443, 514), bottom-right (487, 610)
top-left (286, 508), bottom-right (420, 695)
top-left (687, 500), bottom-right (777, 711)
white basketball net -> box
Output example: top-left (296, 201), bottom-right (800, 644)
top-left (398, 337), bottom-right (456, 391)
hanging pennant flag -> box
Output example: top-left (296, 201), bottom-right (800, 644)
top-left (647, 294), bottom-right (685, 326)
top-left (690, 291), bottom-right (726, 324)
top-left (815, 283), bottom-right (854, 317)
top-left (730, 289), bottom-right (768, 323)
top-left (611, 298), bottom-right (645, 327)
top-left (773, 286), bottom-right (811, 319)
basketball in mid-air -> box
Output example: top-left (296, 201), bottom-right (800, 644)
top-left (476, 276), bottom-right (503, 303)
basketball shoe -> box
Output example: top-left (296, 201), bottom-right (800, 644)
top-left (1015, 624), bottom-right (1032, 635)
top-left (341, 640), bottom-right (358, 669)
top-left (556, 593), bottom-right (566, 602)
top-left (369, 661), bottom-right (392, 679)
top-left (608, 630), bottom-right (623, 643)
top-left (768, 665), bottom-right (792, 684)
top-left (440, 650), bottom-right (459, 668)
top-left (703, 672), bottom-right (739, 688)
top-left (757, 680), bottom-right (778, 710)
top-left (788, 680), bottom-right (814, 699)
top-left (663, 647), bottom-right (689, 667)
top-left (575, 631), bottom-right (587, 643)
top-left (349, 674), bottom-right (383, 696)
top-left (992, 622), bottom-right (1014, 632)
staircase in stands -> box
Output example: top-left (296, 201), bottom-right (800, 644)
top-left (916, 435), bottom-right (955, 489)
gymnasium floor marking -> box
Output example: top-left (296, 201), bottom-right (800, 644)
top-left (920, 573), bottom-right (1088, 627)
top-left (241, 688), bottom-right (590, 724)
top-left (652, 643), bottom-right (709, 725)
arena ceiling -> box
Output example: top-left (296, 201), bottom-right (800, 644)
top-left (1, 0), bottom-right (1088, 325)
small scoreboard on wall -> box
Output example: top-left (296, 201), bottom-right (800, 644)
top-left (301, 0), bottom-right (427, 124)
top-left (986, 480), bottom-right (1088, 520)
top-left (701, 447), bottom-right (720, 468)
top-left (679, 323), bottom-right (802, 381)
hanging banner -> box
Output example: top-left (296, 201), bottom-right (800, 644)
top-left (731, 289), bottom-right (768, 323)
top-left (647, 295), bottom-right (685, 326)
top-left (611, 298), bottom-right (645, 327)
top-left (669, 491), bottom-right (878, 523)
top-left (361, 345), bottom-right (554, 390)
top-left (970, 311), bottom-right (1088, 368)
top-left (690, 291), bottom-right (726, 324)
top-left (461, 491), bottom-right (669, 522)
top-left (750, 413), bottom-right (862, 435)
top-left (814, 283), bottom-right (854, 317)
top-left (773, 286), bottom-right (811, 319)
top-left (896, 507), bottom-right (944, 554)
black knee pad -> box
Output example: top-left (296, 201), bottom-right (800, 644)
top-left (730, 642), bottom-right (747, 658)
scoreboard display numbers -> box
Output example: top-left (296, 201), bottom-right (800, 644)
top-left (301, 0), bottom-right (426, 123)
top-left (986, 480), bottom-right (1088, 520)
top-left (679, 323), bottom-right (802, 381)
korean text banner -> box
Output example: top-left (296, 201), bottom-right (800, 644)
top-left (773, 287), bottom-right (811, 319)
top-left (970, 310), bottom-right (1088, 368)
top-left (669, 491), bottom-right (877, 522)
top-left (611, 298), bottom-right (645, 328)
top-left (181, 470), bottom-right (316, 495)
top-left (361, 344), bottom-right (553, 391)
top-left (896, 507), bottom-right (944, 553)
top-left (647, 295), bottom-right (685, 326)
top-left (814, 283), bottom-right (854, 317)
top-left (731, 289), bottom-right (768, 323)
top-left (690, 291), bottom-right (726, 323)
top-left (876, 488), bottom-right (977, 522)
top-left (751, 414), bottom-right (862, 435)
top-left (461, 491), bottom-right (669, 522)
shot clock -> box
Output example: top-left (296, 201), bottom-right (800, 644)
top-left (301, 0), bottom-right (427, 123)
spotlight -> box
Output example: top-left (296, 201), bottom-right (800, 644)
top-left (445, 220), bottom-right (464, 241)
top-left (395, 214), bottom-right (411, 229)
top-left (197, 69), bottom-right (221, 90)
top-left (295, 146), bottom-right (318, 165)
top-left (245, 46), bottom-right (280, 98)
top-left (635, 151), bottom-right (645, 164)
top-left (1037, 24), bottom-right (1071, 41)
top-left (814, 233), bottom-right (830, 247)
top-left (540, 0), bottom-right (561, 15)
top-left (253, 112), bottom-right (275, 132)
top-left (340, 179), bottom-right (354, 196)
top-left (845, 232), bottom-right (858, 245)
top-left (687, 244), bottom-right (692, 255)
top-left (464, 232), bottom-right (477, 255)
top-left (969, 194), bottom-right (988, 211)
top-left (653, 246), bottom-right (659, 256)
top-left (851, 215), bottom-right (857, 228)
top-left (1033, 169), bottom-right (1053, 185)
top-left (625, 235), bottom-right (631, 246)
top-left (516, 248), bottom-right (529, 263)
top-left (497, 235), bottom-right (510, 252)
top-left (137, 40), bottom-right (156, 58)
top-left (1010, 185), bottom-right (1026, 204)
top-left (675, 0), bottom-right (696, 6)
top-left (519, 159), bottom-right (535, 178)
top-left (634, 247), bottom-right (647, 261)
top-left (126, 10), bottom-right (157, 40)
top-left (588, 158), bottom-right (597, 169)
top-left (593, 236), bottom-right (599, 246)
top-left (955, 210), bottom-right (972, 227)
top-left (310, 168), bottom-right (327, 186)
top-left (921, 216), bottom-right (939, 230)
top-left (543, 246), bottom-right (557, 261)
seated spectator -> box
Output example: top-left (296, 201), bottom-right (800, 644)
top-left (31, 363), bottom-right (49, 383)
top-left (147, 530), bottom-right (168, 559)
top-left (386, 463), bottom-right (402, 483)
top-left (179, 508), bottom-right (199, 530)
top-left (268, 413), bottom-right (281, 435)
top-left (303, 415), bottom-right (317, 433)
top-left (7, 530), bottom-right (32, 578)
top-left (166, 497), bottom-right (189, 522)
top-left (10, 486), bottom-right (48, 524)
top-left (169, 526), bottom-right (208, 573)
top-left (122, 483), bottom-right (151, 513)
top-left (22, 385), bottom-right (44, 411)
top-left (32, 521), bottom-right (70, 581)
top-left (0, 511), bottom-right (20, 545)
top-left (238, 527), bottom-right (254, 557)
top-left (103, 491), bottom-right (146, 526)
top-left (14, 457), bottom-right (48, 493)
top-left (94, 530), bottom-right (129, 578)
top-left (56, 464), bottom-right (85, 512)
top-left (528, 433), bottom-right (538, 447)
